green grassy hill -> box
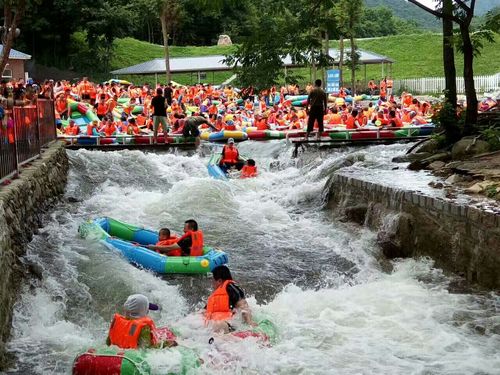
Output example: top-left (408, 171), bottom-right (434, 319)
top-left (109, 34), bottom-right (500, 85)
top-left (341, 33), bottom-right (500, 81)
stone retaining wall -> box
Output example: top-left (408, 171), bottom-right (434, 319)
top-left (326, 174), bottom-right (500, 289)
top-left (0, 142), bottom-right (68, 368)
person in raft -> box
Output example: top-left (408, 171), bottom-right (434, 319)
top-left (147, 228), bottom-right (180, 256)
top-left (204, 265), bottom-right (257, 333)
top-left (219, 138), bottom-right (244, 174)
top-left (240, 159), bottom-right (257, 179)
top-left (107, 294), bottom-right (177, 349)
top-left (147, 219), bottom-right (204, 257)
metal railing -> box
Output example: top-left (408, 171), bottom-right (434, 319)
top-left (37, 99), bottom-right (57, 147)
top-left (0, 100), bottom-right (57, 185)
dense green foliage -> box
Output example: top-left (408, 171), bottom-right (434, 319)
top-left (365, 0), bottom-right (440, 30)
top-left (98, 33), bottom-right (499, 86)
top-left (5, 0), bottom-right (500, 82)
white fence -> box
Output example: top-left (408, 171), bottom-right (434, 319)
top-left (393, 73), bottom-right (500, 94)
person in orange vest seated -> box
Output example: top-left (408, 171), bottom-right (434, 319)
top-left (204, 265), bottom-right (256, 333)
top-left (220, 138), bottom-right (244, 175)
top-left (146, 228), bottom-right (181, 256)
top-left (410, 111), bottom-right (428, 125)
top-left (126, 118), bottom-right (141, 135)
top-left (345, 110), bottom-right (361, 130)
top-left (87, 120), bottom-right (99, 136)
top-left (107, 294), bottom-right (177, 349)
top-left (102, 121), bottom-right (117, 137)
top-left (148, 219), bottom-right (204, 257)
top-left (64, 120), bottom-right (80, 136)
top-left (240, 159), bottom-right (257, 179)
top-left (388, 110), bottom-right (403, 128)
top-left (254, 114), bottom-right (269, 130)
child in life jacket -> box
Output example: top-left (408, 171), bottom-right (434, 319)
top-left (107, 294), bottom-right (177, 349)
top-left (148, 228), bottom-right (180, 256)
top-left (240, 159), bottom-right (258, 179)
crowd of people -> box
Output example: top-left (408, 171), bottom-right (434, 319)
top-left (50, 76), bottom-right (441, 142)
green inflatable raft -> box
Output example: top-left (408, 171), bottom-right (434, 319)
top-left (72, 345), bottom-right (200, 375)
top-left (79, 217), bottom-right (229, 274)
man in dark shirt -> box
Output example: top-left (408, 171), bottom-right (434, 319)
top-left (306, 79), bottom-right (328, 139)
top-left (164, 83), bottom-right (173, 106)
top-left (150, 88), bottom-right (169, 143)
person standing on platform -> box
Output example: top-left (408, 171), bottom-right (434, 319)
top-left (150, 88), bottom-right (169, 144)
top-left (306, 79), bottom-right (328, 140)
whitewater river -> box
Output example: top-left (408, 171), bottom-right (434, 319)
top-left (5, 141), bottom-right (500, 374)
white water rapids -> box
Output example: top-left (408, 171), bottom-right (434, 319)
top-left (5, 141), bottom-right (500, 374)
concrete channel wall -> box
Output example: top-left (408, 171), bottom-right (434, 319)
top-left (326, 173), bottom-right (500, 289)
top-left (0, 142), bottom-right (68, 368)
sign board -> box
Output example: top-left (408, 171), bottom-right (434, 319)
top-left (326, 69), bottom-right (340, 94)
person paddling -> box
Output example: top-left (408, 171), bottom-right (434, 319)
top-left (204, 265), bottom-right (257, 333)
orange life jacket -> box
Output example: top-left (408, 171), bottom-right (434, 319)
top-left (330, 113), bottom-right (342, 125)
top-left (108, 314), bottom-right (157, 349)
top-left (156, 236), bottom-right (180, 256)
top-left (255, 119), bottom-right (268, 130)
top-left (97, 102), bottom-right (107, 116)
top-left (390, 117), bottom-right (403, 128)
top-left (205, 280), bottom-right (235, 321)
top-left (221, 145), bottom-right (239, 164)
top-left (65, 125), bottom-right (79, 136)
top-left (56, 100), bottom-right (67, 113)
top-left (223, 123), bottom-right (236, 131)
top-left (241, 165), bottom-right (257, 179)
top-left (177, 230), bottom-right (204, 256)
top-left (87, 124), bottom-right (96, 136)
top-left (345, 115), bottom-right (356, 129)
top-left (104, 124), bottom-right (117, 137)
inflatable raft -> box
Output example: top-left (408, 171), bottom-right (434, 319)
top-left (73, 345), bottom-right (200, 375)
top-left (200, 130), bottom-right (248, 143)
top-left (328, 125), bottom-right (435, 141)
top-left (230, 319), bottom-right (278, 345)
top-left (78, 217), bottom-right (228, 274)
top-left (207, 153), bottom-right (228, 180)
top-left (62, 100), bottom-right (100, 131)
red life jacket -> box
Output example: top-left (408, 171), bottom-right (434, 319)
top-left (241, 165), bottom-right (257, 179)
top-left (176, 230), bottom-right (204, 256)
top-left (86, 125), bottom-right (96, 136)
top-left (221, 145), bottom-right (239, 164)
top-left (345, 115), bottom-right (356, 129)
top-left (205, 280), bottom-right (235, 321)
top-left (108, 314), bottom-right (157, 349)
top-left (156, 236), bottom-right (180, 256)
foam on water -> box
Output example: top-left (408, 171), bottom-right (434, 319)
top-left (6, 141), bottom-right (500, 374)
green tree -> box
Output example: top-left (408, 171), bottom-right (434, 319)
top-left (336, 0), bottom-right (363, 94)
top-left (82, 0), bottom-right (137, 74)
top-left (408, 0), bottom-right (480, 135)
top-left (0, 0), bottom-right (27, 75)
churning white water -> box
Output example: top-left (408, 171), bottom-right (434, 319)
top-left (5, 141), bottom-right (500, 374)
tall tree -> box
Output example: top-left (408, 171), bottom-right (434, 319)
top-left (83, 0), bottom-right (137, 74)
top-left (408, 0), bottom-right (478, 135)
top-left (336, 0), bottom-right (363, 94)
top-left (0, 0), bottom-right (26, 75)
